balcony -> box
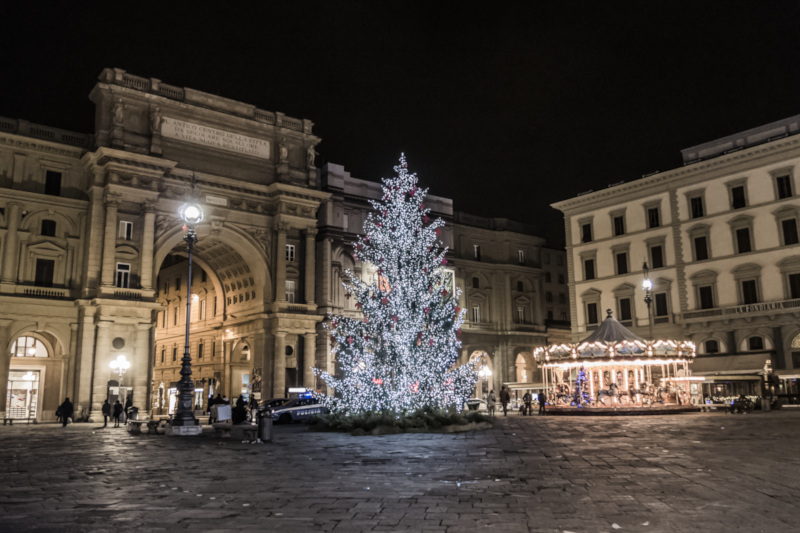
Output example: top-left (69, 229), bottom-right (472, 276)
top-left (683, 298), bottom-right (800, 321)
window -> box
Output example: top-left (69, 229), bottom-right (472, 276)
top-left (473, 245), bottom-right (481, 261)
top-left (558, 274), bottom-right (565, 284)
top-left (741, 279), bottom-right (758, 304)
top-left (782, 219), bottom-right (799, 246)
top-left (164, 281), bottom-right (170, 295)
top-left (789, 273), bottom-right (800, 299)
top-left (584, 258), bottom-right (596, 280)
top-left (613, 215), bottom-right (625, 236)
top-left (748, 336), bottom-right (764, 350)
top-left (690, 195), bottom-right (704, 218)
top-left (173, 307), bottom-right (179, 326)
top-left (472, 277), bottom-right (479, 289)
top-left (176, 277), bottom-right (181, 291)
top-left (647, 207), bottom-right (660, 229)
top-left (212, 342), bottom-right (216, 359)
top-left (545, 291), bottom-right (553, 303)
top-left (698, 286), bottom-right (714, 309)
top-left (654, 293), bottom-right (668, 317)
top-left (172, 347), bottom-right (177, 361)
top-left (586, 302), bottom-right (599, 326)
top-left (581, 223), bottom-right (593, 243)
top-left (286, 244), bottom-right (296, 262)
top-left (517, 281), bottom-right (524, 292)
top-left (559, 293), bottom-right (567, 304)
top-left (694, 236), bottom-right (709, 261)
top-left (730, 185), bottom-right (747, 209)
top-left (735, 228), bottom-right (752, 253)
top-left (517, 307), bottom-right (525, 323)
top-left (160, 349), bottom-right (165, 363)
top-left (286, 280), bottom-right (296, 303)
top-left (650, 245), bottom-right (664, 269)
top-left (41, 219), bottom-right (56, 237)
top-left (545, 272), bottom-right (552, 283)
top-left (44, 170), bottom-right (61, 196)
top-left (615, 252), bottom-right (628, 275)
top-left (198, 341), bottom-right (204, 359)
top-left (11, 336), bottom-right (47, 357)
top-left (705, 340), bottom-right (719, 354)
top-left (115, 263), bottom-right (130, 288)
top-left (343, 213), bottom-right (349, 231)
top-left (776, 174), bottom-right (793, 199)
top-left (34, 259), bottom-right (54, 287)
top-left (200, 299), bottom-right (207, 320)
top-left (471, 306), bottom-right (481, 323)
top-left (118, 220), bottom-right (133, 240)
top-left (617, 297), bottom-right (632, 322)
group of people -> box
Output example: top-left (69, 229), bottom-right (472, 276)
top-left (57, 396), bottom-right (131, 428)
top-left (485, 386), bottom-right (547, 416)
top-left (208, 393), bottom-right (258, 425)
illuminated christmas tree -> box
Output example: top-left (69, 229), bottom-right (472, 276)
top-left (314, 155), bottom-right (478, 414)
top-left (572, 366), bottom-right (591, 406)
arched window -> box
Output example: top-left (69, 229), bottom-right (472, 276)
top-left (748, 336), bottom-right (764, 351)
top-left (11, 336), bottom-right (48, 357)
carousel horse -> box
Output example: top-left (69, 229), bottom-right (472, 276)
top-left (555, 384), bottom-right (572, 406)
top-left (596, 383), bottom-right (621, 405)
top-left (627, 386), bottom-right (654, 405)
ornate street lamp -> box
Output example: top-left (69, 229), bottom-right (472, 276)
top-left (171, 202), bottom-right (204, 435)
top-left (642, 261), bottom-right (654, 341)
top-left (478, 360), bottom-right (492, 398)
top-left (109, 354), bottom-right (130, 393)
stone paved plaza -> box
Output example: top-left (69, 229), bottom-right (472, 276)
top-left (1, 410), bottom-right (799, 532)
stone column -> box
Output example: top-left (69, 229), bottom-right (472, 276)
top-left (140, 200), bottom-right (157, 291)
top-left (100, 193), bottom-right (122, 287)
top-left (0, 320), bottom-right (12, 420)
top-left (223, 339), bottom-right (233, 397)
top-left (90, 322), bottom-right (113, 421)
top-left (304, 228), bottom-right (317, 304)
top-left (273, 332), bottom-right (286, 397)
top-left (303, 332), bottom-right (317, 390)
top-left (319, 237), bottom-right (332, 307)
top-left (66, 323), bottom-right (78, 400)
top-left (533, 278), bottom-right (544, 325)
top-left (1, 202), bottom-right (22, 283)
top-left (275, 223), bottom-right (289, 303)
top-left (133, 324), bottom-right (152, 416)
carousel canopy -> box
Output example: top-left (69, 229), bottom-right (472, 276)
top-left (581, 309), bottom-right (644, 344)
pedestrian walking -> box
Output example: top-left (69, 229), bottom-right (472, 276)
top-left (523, 391), bottom-right (533, 416)
top-left (124, 396), bottom-right (133, 423)
top-left (58, 397), bottom-right (73, 427)
top-left (499, 386), bottom-right (511, 416)
top-left (113, 400), bottom-right (123, 428)
top-left (101, 399), bottom-right (111, 427)
top-left (487, 390), bottom-right (496, 417)
top-left (538, 391), bottom-right (547, 415)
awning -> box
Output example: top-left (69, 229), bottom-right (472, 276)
top-left (691, 353), bottom-right (770, 376)
top-left (505, 382), bottom-right (544, 391)
top-left (700, 375), bottom-right (761, 382)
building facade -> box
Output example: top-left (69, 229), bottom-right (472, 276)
top-left (553, 115), bottom-right (800, 400)
top-left (0, 68), bottom-right (565, 423)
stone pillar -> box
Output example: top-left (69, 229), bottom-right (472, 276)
top-left (0, 321), bottom-right (12, 420)
top-left (319, 237), bottom-right (332, 307)
top-left (90, 322), bottom-right (113, 420)
top-left (533, 278), bottom-right (544, 325)
top-left (66, 323), bottom-right (78, 400)
top-left (1, 202), bottom-right (22, 283)
top-left (303, 332), bottom-right (317, 390)
top-left (223, 339), bottom-right (233, 397)
top-left (100, 193), bottom-right (122, 287)
top-left (304, 228), bottom-right (317, 304)
top-left (140, 200), bottom-right (157, 291)
top-left (275, 223), bottom-right (289, 303)
top-left (273, 332), bottom-right (286, 397)
top-left (133, 324), bottom-right (151, 416)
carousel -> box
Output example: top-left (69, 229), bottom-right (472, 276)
top-left (534, 310), bottom-right (701, 414)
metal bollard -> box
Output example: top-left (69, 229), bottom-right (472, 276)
top-left (258, 412), bottom-right (273, 442)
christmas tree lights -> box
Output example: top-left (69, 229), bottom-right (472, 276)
top-left (314, 155), bottom-right (478, 414)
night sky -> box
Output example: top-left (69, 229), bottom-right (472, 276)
top-left (3, 2), bottom-right (800, 246)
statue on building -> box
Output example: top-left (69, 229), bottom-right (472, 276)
top-left (113, 99), bottom-right (125, 126)
top-left (307, 145), bottom-right (317, 168)
top-left (150, 105), bottom-right (162, 133)
top-left (279, 138), bottom-right (289, 163)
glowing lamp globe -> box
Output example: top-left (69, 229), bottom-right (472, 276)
top-left (180, 203), bottom-right (204, 225)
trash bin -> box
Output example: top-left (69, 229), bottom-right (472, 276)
top-left (258, 411), bottom-right (272, 442)
top-left (466, 399), bottom-right (481, 411)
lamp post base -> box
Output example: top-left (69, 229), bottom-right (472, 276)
top-left (166, 421), bottom-right (202, 436)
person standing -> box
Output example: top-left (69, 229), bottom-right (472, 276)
top-left (523, 391), bottom-right (532, 416)
top-left (499, 386), bottom-right (511, 416)
top-left (58, 397), bottom-right (74, 427)
top-left (101, 399), bottom-right (111, 428)
top-left (487, 390), bottom-right (496, 417)
top-left (112, 400), bottom-right (123, 428)
top-left (538, 391), bottom-right (547, 415)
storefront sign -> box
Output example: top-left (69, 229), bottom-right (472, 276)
top-left (161, 117), bottom-right (270, 159)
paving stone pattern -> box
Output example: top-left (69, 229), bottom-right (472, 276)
top-left (1, 411), bottom-right (799, 532)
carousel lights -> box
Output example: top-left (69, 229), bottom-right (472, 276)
top-left (540, 357), bottom-right (694, 370)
